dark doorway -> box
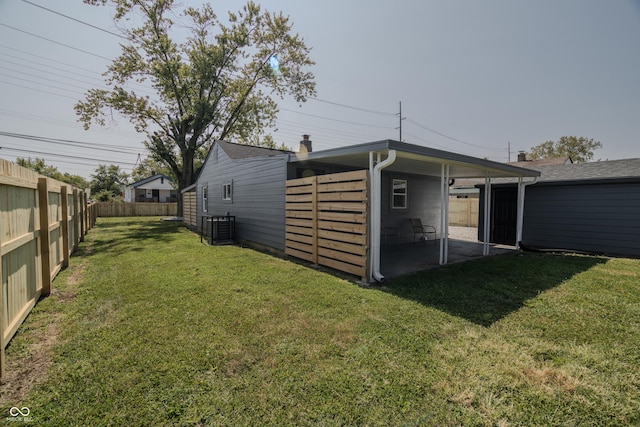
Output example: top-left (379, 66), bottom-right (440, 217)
top-left (152, 189), bottom-right (160, 202)
top-left (490, 187), bottom-right (518, 245)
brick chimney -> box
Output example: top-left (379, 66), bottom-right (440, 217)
top-left (517, 151), bottom-right (527, 162)
top-left (299, 134), bottom-right (312, 153)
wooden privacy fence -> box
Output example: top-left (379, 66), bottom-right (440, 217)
top-left (182, 192), bottom-right (196, 227)
top-left (285, 170), bottom-right (368, 279)
top-left (449, 197), bottom-right (479, 227)
top-left (0, 159), bottom-right (95, 379)
top-left (96, 201), bottom-right (177, 217)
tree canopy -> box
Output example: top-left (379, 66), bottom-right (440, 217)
top-left (90, 164), bottom-right (129, 201)
top-left (76, 0), bottom-right (316, 213)
top-left (16, 157), bottom-right (89, 188)
top-left (528, 136), bottom-right (603, 163)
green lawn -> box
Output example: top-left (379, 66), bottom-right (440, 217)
top-left (2, 217), bottom-right (639, 426)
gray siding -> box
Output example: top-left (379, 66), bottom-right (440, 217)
top-left (196, 144), bottom-right (288, 250)
top-left (381, 172), bottom-right (442, 243)
top-left (522, 181), bottom-right (640, 257)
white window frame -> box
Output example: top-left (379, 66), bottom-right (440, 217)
top-left (202, 186), bottom-right (208, 212)
top-left (223, 182), bottom-right (233, 201)
top-left (391, 179), bottom-right (407, 209)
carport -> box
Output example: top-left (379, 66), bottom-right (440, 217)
top-left (288, 140), bottom-right (540, 282)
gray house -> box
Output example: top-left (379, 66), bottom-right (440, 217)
top-left (189, 138), bottom-right (540, 281)
top-left (479, 158), bottom-right (640, 257)
top-left (194, 140), bottom-right (292, 250)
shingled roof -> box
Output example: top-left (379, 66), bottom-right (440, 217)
top-left (217, 140), bottom-right (291, 159)
top-left (454, 157), bottom-right (640, 188)
top-left (533, 158), bottom-right (640, 182)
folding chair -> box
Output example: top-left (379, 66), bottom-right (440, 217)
top-left (409, 218), bottom-right (436, 245)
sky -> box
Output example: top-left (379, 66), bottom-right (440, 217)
top-left (1, 0), bottom-right (639, 179)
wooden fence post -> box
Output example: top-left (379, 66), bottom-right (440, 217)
top-left (79, 192), bottom-right (85, 243)
top-left (73, 189), bottom-right (80, 251)
top-left (1, 234), bottom-right (5, 379)
top-left (60, 186), bottom-right (70, 268)
top-left (83, 192), bottom-right (89, 234)
top-left (38, 178), bottom-right (52, 297)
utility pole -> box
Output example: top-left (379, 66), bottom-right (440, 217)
top-left (396, 101), bottom-right (406, 141)
top-left (508, 141), bottom-right (511, 162)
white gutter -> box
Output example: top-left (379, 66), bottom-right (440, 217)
top-left (370, 149), bottom-right (397, 282)
top-left (515, 176), bottom-right (538, 249)
top-left (482, 174), bottom-right (492, 256)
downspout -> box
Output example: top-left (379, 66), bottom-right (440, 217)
top-left (516, 176), bottom-right (538, 249)
top-left (370, 149), bottom-right (397, 282)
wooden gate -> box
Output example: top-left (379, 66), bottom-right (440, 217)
top-left (285, 170), bottom-right (368, 278)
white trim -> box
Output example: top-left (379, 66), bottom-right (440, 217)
top-left (439, 164), bottom-right (450, 265)
top-left (391, 179), bottom-right (407, 209)
top-left (222, 182), bottom-right (232, 201)
top-left (202, 185), bottom-right (208, 213)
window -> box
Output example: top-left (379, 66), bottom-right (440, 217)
top-left (202, 186), bottom-right (208, 212)
top-left (223, 182), bottom-right (232, 201)
top-left (392, 179), bottom-right (407, 209)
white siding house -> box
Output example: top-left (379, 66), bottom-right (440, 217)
top-left (124, 174), bottom-right (176, 203)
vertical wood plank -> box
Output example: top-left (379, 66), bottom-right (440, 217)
top-left (0, 229), bottom-right (5, 379)
top-left (311, 177), bottom-right (318, 265)
top-left (38, 178), bottom-right (51, 296)
top-left (60, 186), bottom-right (70, 268)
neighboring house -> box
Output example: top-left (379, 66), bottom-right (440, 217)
top-left (478, 158), bottom-right (640, 257)
top-left (187, 138), bottom-right (539, 282)
top-left (124, 174), bottom-right (177, 203)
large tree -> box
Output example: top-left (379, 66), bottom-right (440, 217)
top-left (528, 136), bottom-right (603, 163)
top-left (76, 0), bottom-right (316, 214)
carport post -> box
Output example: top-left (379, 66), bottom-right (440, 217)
top-left (516, 177), bottom-right (524, 248)
top-left (483, 174), bottom-right (492, 256)
top-left (516, 176), bottom-right (538, 249)
top-left (439, 164), bottom-right (450, 265)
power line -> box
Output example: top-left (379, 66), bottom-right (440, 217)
top-left (280, 107), bottom-right (394, 129)
top-left (0, 56), bottom-right (107, 86)
top-left (20, 0), bottom-right (127, 40)
top-left (0, 44), bottom-right (107, 77)
top-left (0, 22), bottom-right (112, 61)
top-left (0, 66), bottom-right (95, 92)
top-left (0, 131), bottom-right (141, 154)
top-left (0, 73), bottom-right (86, 97)
top-left (0, 48), bottom-right (156, 95)
top-left (405, 117), bottom-right (505, 152)
top-left (0, 80), bottom-right (79, 100)
top-left (0, 145), bottom-right (137, 166)
top-left (308, 97), bottom-right (396, 117)
top-left (0, 108), bottom-right (142, 138)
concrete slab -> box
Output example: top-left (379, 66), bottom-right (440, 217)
top-left (380, 237), bottom-right (515, 279)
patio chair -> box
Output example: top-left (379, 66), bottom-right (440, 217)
top-left (409, 218), bottom-right (436, 245)
top-left (381, 221), bottom-right (398, 244)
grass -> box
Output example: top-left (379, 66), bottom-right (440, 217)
top-left (1, 217), bottom-right (639, 426)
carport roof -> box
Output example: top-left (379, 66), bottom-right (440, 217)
top-left (290, 139), bottom-right (540, 179)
